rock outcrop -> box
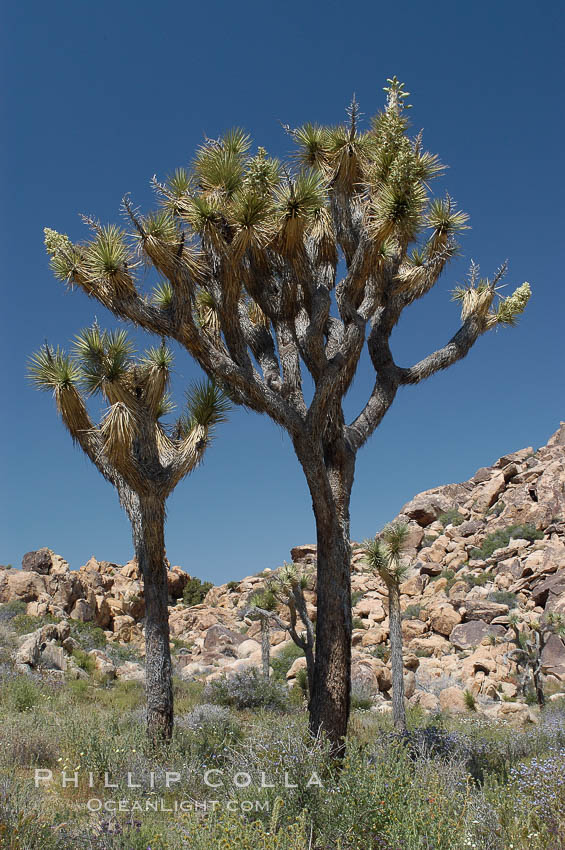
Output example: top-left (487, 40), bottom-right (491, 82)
top-left (2, 422), bottom-right (565, 715)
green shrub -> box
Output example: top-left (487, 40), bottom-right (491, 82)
top-left (226, 580), bottom-right (240, 591)
top-left (271, 642), bottom-right (305, 681)
top-left (370, 644), bottom-right (390, 661)
top-left (183, 575), bottom-right (213, 606)
top-left (4, 677), bottom-right (42, 712)
top-left (438, 508), bottom-right (464, 527)
top-left (420, 534), bottom-right (436, 548)
top-left (487, 590), bottom-right (519, 608)
top-left (204, 667), bottom-right (289, 711)
top-left (9, 612), bottom-right (58, 635)
top-left (68, 619), bottom-right (107, 649)
top-left (464, 689), bottom-right (477, 711)
top-left (401, 603), bottom-right (421, 621)
top-left (470, 523), bottom-right (543, 560)
top-left (352, 616), bottom-right (365, 630)
top-left (465, 571), bottom-right (490, 588)
top-left (71, 648), bottom-right (95, 674)
top-left (351, 590), bottom-right (364, 607)
top-left (0, 599), bottom-right (27, 622)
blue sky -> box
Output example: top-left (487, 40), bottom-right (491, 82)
top-left (1, 0), bottom-right (563, 582)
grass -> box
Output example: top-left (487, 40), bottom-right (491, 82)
top-left (0, 613), bottom-right (564, 848)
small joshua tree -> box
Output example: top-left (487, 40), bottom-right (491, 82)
top-left (504, 611), bottom-right (565, 707)
top-left (364, 523), bottom-right (410, 730)
top-left (245, 587), bottom-right (278, 677)
top-left (29, 327), bottom-right (228, 741)
top-left (268, 562), bottom-right (315, 698)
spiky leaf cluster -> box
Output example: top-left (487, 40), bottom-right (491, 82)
top-left (42, 80), bottom-right (531, 469)
top-left (29, 326), bottom-right (229, 493)
top-left (363, 523), bottom-right (411, 586)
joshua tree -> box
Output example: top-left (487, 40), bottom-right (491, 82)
top-left (269, 562), bottom-right (315, 699)
top-left (245, 587), bottom-right (278, 677)
top-left (43, 79), bottom-right (531, 753)
top-left (364, 523), bottom-right (410, 731)
top-left (29, 327), bottom-right (228, 741)
top-left (504, 611), bottom-right (565, 707)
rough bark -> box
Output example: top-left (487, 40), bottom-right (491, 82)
top-left (133, 496), bottom-right (173, 742)
top-left (301, 435), bottom-right (355, 756)
top-left (388, 581), bottom-right (407, 731)
top-left (260, 618), bottom-right (271, 678)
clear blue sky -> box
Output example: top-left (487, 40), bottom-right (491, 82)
top-left (1, 1), bottom-right (563, 582)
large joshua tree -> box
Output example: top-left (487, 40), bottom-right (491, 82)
top-left (43, 79), bottom-right (531, 753)
top-left (364, 523), bottom-right (410, 731)
top-left (29, 327), bottom-right (228, 741)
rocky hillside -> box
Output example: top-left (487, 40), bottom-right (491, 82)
top-left (2, 423), bottom-right (565, 721)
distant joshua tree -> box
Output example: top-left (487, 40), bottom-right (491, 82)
top-left (504, 611), bottom-right (565, 707)
top-left (364, 523), bottom-right (411, 730)
top-left (269, 562), bottom-right (315, 699)
top-left (29, 327), bottom-right (228, 741)
top-left (244, 587), bottom-right (279, 677)
top-left (43, 78), bottom-right (530, 753)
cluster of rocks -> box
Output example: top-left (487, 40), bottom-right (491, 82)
top-left (2, 423), bottom-right (565, 722)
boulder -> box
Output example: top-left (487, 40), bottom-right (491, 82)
top-left (39, 642), bottom-right (67, 671)
top-left (70, 598), bottom-right (95, 622)
top-left (89, 650), bottom-right (116, 679)
top-left (401, 619), bottom-right (427, 641)
top-left (115, 661), bottom-right (145, 681)
top-left (204, 624), bottom-right (246, 653)
top-left (355, 597), bottom-right (386, 621)
top-left (472, 471), bottom-right (506, 512)
top-left (449, 620), bottom-right (506, 650)
top-left (4, 570), bottom-right (46, 602)
top-left (460, 600), bottom-right (509, 623)
top-left (541, 633), bottom-right (565, 679)
top-left (237, 639), bottom-right (262, 659)
top-left (400, 493), bottom-right (453, 527)
top-left (439, 686), bottom-right (467, 714)
top-left (21, 548), bottom-right (54, 575)
top-left (286, 656), bottom-right (307, 680)
top-left (408, 634), bottom-right (451, 657)
top-left (290, 544), bottom-right (317, 563)
top-left (429, 603), bottom-right (461, 636)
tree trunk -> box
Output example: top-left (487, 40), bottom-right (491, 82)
top-left (260, 617), bottom-right (270, 678)
top-left (388, 582), bottom-right (406, 731)
top-left (133, 496), bottom-right (173, 742)
top-left (532, 658), bottom-right (545, 708)
top-left (300, 436), bottom-right (355, 756)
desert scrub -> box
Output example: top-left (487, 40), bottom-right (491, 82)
top-left (68, 619), bottom-right (107, 649)
top-left (0, 599), bottom-right (27, 622)
top-left (471, 523), bottom-right (543, 560)
top-left (182, 575), bottom-right (213, 606)
top-left (401, 603), bottom-right (421, 621)
top-left (271, 641), bottom-right (305, 681)
top-left (204, 667), bottom-right (289, 711)
top-left (8, 611), bottom-right (59, 635)
top-left (438, 508), bottom-right (464, 527)
top-left (1, 674), bottom-right (43, 712)
top-left (71, 648), bottom-right (95, 673)
top-left (176, 704), bottom-right (243, 760)
top-left (487, 590), bottom-right (519, 608)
